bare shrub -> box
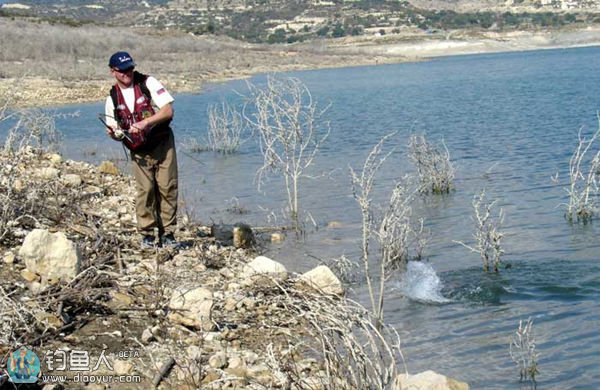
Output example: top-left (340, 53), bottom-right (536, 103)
top-left (350, 134), bottom-right (425, 326)
top-left (323, 255), bottom-right (360, 284)
top-left (408, 133), bottom-right (455, 194)
top-left (456, 189), bottom-right (505, 273)
top-left (207, 101), bottom-right (245, 154)
top-left (252, 281), bottom-right (405, 389)
top-left (3, 109), bottom-right (62, 155)
top-left (562, 124), bottom-right (600, 223)
top-left (244, 76), bottom-right (330, 230)
top-left (179, 135), bottom-right (207, 153)
top-left (0, 286), bottom-right (43, 347)
top-left (510, 318), bottom-right (539, 383)
top-left (379, 181), bottom-right (413, 272)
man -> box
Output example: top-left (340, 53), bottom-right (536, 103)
top-left (104, 51), bottom-right (179, 248)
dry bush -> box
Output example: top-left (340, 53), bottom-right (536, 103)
top-left (0, 286), bottom-right (44, 347)
top-left (0, 106), bottom-right (69, 242)
top-left (244, 76), bottom-right (330, 231)
top-left (455, 189), bottom-right (505, 273)
top-left (206, 101), bottom-right (246, 154)
top-left (408, 133), bottom-right (455, 194)
top-left (562, 125), bottom-right (600, 224)
top-left (3, 109), bottom-right (63, 155)
top-left (509, 318), bottom-right (539, 383)
top-left (351, 134), bottom-right (426, 326)
top-left (236, 279), bottom-right (405, 389)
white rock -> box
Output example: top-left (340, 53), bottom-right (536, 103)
top-left (393, 370), bottom-right (470, 390)
top-left (228, 355), bottom-right (245, 370)
top-left (113, 360), bottom-right (134, 375)
top-left (299, 265), bottom-right (344, 296)
top-left (37, 167), bottom-right (60, 179)
top-left (18, 229), bottom-right (81, 283)
top-left (47, 153), bottom-right (62, 165)
top-left (167, 287), bottom-right (214, 331)
top-left (141, 328), bottom-right (154, 343)
top-left (271, 232), bottom-right (285, 242)
top-left (12, 179), bottom-right (25, 192)
top-left (62, 174), bottom-right (82, 187)
top-left (3, 251), bottom-right (15, 264)
top-left (242, 256), bottom-right (288, 284)
top-left (208, 351), bottom-right (227, 369)
top-left (187, 345), bottom-right (203, 361)
top-left (242, 351), bottom-right (259, 365)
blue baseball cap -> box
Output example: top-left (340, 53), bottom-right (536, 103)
top-left (108, 51), bottom-right (135, 70)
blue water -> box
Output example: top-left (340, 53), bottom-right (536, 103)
top-left (5, 46), bottom-right (600, 388)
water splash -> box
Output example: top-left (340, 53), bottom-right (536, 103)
top-left (398, 261), bottom-right (451, 304)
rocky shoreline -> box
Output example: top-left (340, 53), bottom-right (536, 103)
top-left (3, 27), bottom-right (600, 110)
top-left (0, 146), bottom-right (469, 389)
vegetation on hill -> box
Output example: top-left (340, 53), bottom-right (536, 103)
top-left (2, 0), bottom-right (599, 44)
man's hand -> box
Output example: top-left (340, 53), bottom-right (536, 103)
top-left (129, 120), bottom-right (149, 135)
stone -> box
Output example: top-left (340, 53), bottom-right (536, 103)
top-left (141, 328), bottom-right (155, 343)
top-left (208, 351), bottom-right (227, 369)
top-left (201, 369), bottom-right (221, 385)
top-left (186, 345), bottom-right (203, 361)
top-left (227, 355), bottom-right (245, 370)
top-left (3, 251), bottom-right (15, 264)
top-left (233, 224), bottom-right (254, 248)
top-left (271, 232), bottom-right (285, 242)
top-left (62, 173), bottom-right (82, 187)
top-left (98, 160), bottom-right (119, 175)
top-left (12, 179), bottom-right (25, 192)
top-left (34, 312), bottom-right (63, 328)
top-left (242, 256), bottom-right (288, 284)
top-left (21, 269), bottom-right (40, 282)
top-left (29, 281), bottom-right (44, 295)
top-left (37, 167), bottom-right (60, 179)
top-left (113, 360), bottom-right (134, 375)
top-left (167, 287), bottom-right (214, 331)
top-left (224, 367), bottom-right (247, 378)
top-left (18, 229), bottom-right (81, 284)
top-left (46, 153), bottom-right (62, 165)
top-left (327, 221), bottom-right (343, 228)
top-left (82, 185), bottom-right (103, 196)
top-left (219, 267), bottom-right (235, 279)
top-left (298, 265), bottom-right (344, 296)
top-left (242, 352), bottom-right (258, 365)
top-left (393, 370), bottom-right (470, 390)
top-left (224, 297), bottom-right (238, 312)
top-left (108, 291), bottom-right (135, 310)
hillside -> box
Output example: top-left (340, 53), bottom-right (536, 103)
top-left (2, 0), bottom-right (600, 43)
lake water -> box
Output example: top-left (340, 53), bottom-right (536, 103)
top-left (8, 46), bottom-right (600, 388)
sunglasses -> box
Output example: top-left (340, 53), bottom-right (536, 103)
top-left (114, 67), bottom-right (134, 74)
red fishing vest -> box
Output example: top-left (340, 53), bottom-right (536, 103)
top-left (110, 72), bottom-right (170, 151)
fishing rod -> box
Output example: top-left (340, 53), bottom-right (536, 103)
top-left (97, 114), bottom-right (133, 143)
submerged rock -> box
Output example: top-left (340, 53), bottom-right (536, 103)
top-left (393, 370), bottom-right (469, 390)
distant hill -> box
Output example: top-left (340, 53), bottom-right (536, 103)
top-left (2, 0), bottom-right (600, 42)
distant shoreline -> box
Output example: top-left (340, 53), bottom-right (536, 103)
top-left (3, 26), bottom-right (600, 109)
